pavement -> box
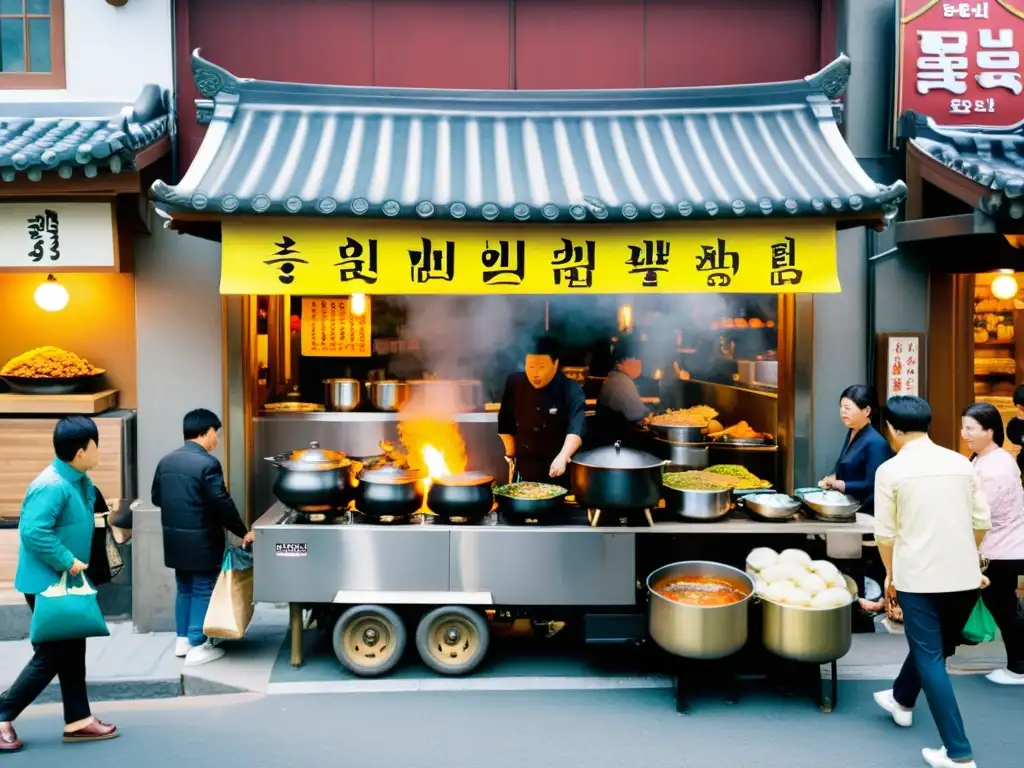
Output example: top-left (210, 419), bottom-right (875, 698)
top-left (4, 680), bottom-right (1021, 768)
top-left (0, 606), bottom-right (1012, 703)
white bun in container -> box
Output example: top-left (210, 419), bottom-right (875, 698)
top-left (777, 548), bottom-right (813, 566)
top-left (783, 588), bottom-right (812, 607)
top-left (754, 579), bottom-right (769, 595)
top-left (824, 572), bottom-right (848, 590)
top-left (797, 573), bottom-right (828, 597)
top-left (762, 582), bottom-right (796, 604)
top-left (810, 587), bottom-right (853, 610)
top-left (745, 547), bottom-right (779, 573)
top-left (760, 563), bottom-right (806, 585)
top-left (809, 560), bottom-right (841, 581)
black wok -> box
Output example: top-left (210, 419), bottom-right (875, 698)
top-left (427, 472), bottom-right (494, 519)
top-left (356, 466), bottom-right (424, 517)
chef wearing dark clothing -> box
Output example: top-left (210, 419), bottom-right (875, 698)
top-left (590, 339), bottom-right (648, 449)
top-left (498, 337), bottom-right (586, 487)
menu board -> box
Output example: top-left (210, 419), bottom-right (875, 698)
top-left (886, 336), bottom-right (922, 399)
top-left (300, 297), bottom-right (371, 357)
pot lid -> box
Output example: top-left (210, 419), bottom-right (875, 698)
top-left (433, 471), bottom-right (493, 486)
top-left (359, 465), bottom-right (422, 483)
top-left (572, 441), bottom-right (664, 470)
top-left (277, 441), bottom-right (350, 469)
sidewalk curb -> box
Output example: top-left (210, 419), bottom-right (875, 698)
top-left (35, 677), bottom-right (183, 705)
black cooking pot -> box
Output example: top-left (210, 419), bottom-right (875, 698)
top-left (570, 441), bottom-right (668, 510)
top-left (427, 472), bottom-right (494, 519)
top-left (356, 465), bottom-right (424, 517)
top-left (267, 441), bottom-right (355, 513)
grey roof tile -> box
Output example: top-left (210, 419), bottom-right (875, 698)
top-left (0, 85), bottom-right (171, 183)
top-left (901, 111), bottom-right (1024, 219)
top-left (152, 51), bottom-right (905, 223)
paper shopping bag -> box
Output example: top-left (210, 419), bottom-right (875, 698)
top-left (203, 547), bottom-right (254, 640)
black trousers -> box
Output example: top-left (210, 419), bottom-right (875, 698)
top-left (980, 559), bottom-right (1024, 675)
top-left (0, 594), bottom-right (91, 725)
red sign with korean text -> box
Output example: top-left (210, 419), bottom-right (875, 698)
top-left (897, 1), bottom-right (1024, 128)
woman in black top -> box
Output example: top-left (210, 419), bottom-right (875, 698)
top-left (819, 385), bottom-right (894, 616)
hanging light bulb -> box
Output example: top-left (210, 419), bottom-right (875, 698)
top-left (618, 303), bottom-right (633, 332)
top-left (34, 274), bottom-right (69, 312)
top-left (991, 271), bottom-right (1019, 300)
top-left (350, 293), bottom-right (367, 316)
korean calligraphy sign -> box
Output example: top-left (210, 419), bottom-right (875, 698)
top-left (0, 203), bottom-right (116, 272)
top-left (300, 297), bottom-right (372, 357)
top-left (878, 333), bottom-right (927, 400)
top-left (220, 220), bottom-right (839, 296)
top-left (897, 1), bottom-right (1024, 129)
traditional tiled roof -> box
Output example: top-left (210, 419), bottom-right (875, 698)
top-left (152, 51), bottom-right (905, 223)
top-left (0, 85), bottom-right (171, 183)
top-left (901, 110), bottom-right (1024, 219)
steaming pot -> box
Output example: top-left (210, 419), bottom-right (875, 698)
top-left (266, 442), bottom-right (355, 513)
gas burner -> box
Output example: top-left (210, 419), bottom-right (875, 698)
top-left (434, 514), bottom-right (484, 526)
top-left (587, 508), bottom-right (655, 527)
top-left (351, 511), bottom-right (412, 525)
top-left (811, 512), bottom-right (857, 524)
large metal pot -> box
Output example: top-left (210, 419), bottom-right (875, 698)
top-left (652, 438), bottom-right (709, 469)
top-left (570, 441), bottom-right (668, 510)
top-left (407, 380), bottom-right (483, 412)
top-left (647, 561), bottom-right (754, 660)
top-left (367, 380), bottom-right (410, 412)
top-left (324, 379), bottom-right (362, 411)
top-left (761, 596), bottom-right (853, 664)
top-left (662, 485), bottom-right (732, 521)
top-left (649, 424), bottom-right (707, 443)
top-left (267, 442), bottom-right (355, 512)
top-left (427, 472), bottom-right (494, 520)
top-left (356, 465), bottom-right (424, 517)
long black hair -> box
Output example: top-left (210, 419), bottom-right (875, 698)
top-left (963, 402), bottom-right (1005, 449)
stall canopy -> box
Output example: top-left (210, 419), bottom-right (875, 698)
top-left (153, 52), bottom-right (906, 296)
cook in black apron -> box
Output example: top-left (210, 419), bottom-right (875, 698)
top-left (590, 339), bottom-right (648, 450)
top-left (497, 337), bottom-right (586, 489)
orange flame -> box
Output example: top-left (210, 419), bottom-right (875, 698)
top-left (398, 417), bottom-right (468, 481)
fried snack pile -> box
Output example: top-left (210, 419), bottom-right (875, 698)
top-left (1, 346), bottom-right (99, 379)
top-left (651, 405), bottom-right (719, 427)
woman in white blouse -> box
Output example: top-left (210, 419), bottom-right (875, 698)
top-left (961, 403), bottom-right (1024, 686)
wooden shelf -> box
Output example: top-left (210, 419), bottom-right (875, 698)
top-left (975, 339), bottom-right (1016, 346)
top-left (0, 390), bottom-right (118, 415)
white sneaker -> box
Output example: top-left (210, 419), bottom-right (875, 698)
top-left (173, 637), bottom-right (193, 658)
top-left (184, 641), bottom-right (225, 667)
top-left (873, 688), bottom-right (914, 727)
top-left (985, 668), bottom-right (1024, 685)
top-left (922, 746), bottom-right (976, 768)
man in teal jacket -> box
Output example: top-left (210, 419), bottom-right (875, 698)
top-left (0, 416), bottom-right (118, 752)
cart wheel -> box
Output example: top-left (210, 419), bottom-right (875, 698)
top-left (415, 606), bottom-right (490, 676)
top-left (332, 605), bottom-right (407, 677)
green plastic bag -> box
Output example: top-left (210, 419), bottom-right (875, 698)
top-left (962, 598), bottom-right (998, 644)
top-left (30, 571), bottom-right (110, 644)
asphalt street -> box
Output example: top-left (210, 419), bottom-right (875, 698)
top-left (5, 679), bottom-right (1020, 768)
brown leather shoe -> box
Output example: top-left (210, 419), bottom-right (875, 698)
top-left (0, 722), bottom-right (23, 752)
top-left (63, 719), bottom-right (118, 743)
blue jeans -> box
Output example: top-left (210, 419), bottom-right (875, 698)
top-left (175, 570), bottom-right (220, 647)
top-left (894, 589), bottom-right (979, 761)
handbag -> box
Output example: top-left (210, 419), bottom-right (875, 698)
top-left (962, 598), bottom-right (998, 645)
top-left (88, 521), bottom-right (124, 586)
top-left (29, 571), bottom-right (110, 644)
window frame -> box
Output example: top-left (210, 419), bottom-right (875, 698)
top-left (0, 0), bottom-right (65, 89)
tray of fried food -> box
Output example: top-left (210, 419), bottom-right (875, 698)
top-left (707, 420), bottom-right (774, 445)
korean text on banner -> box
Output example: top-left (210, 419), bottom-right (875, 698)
top-left (897, 1), bottom-right (1024, 128)
top-left (219, 220), bottom-right (840, 296)
top-left (301, 297), bottom-right (371, 357)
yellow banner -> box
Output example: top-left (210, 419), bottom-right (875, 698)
top-left (220, 219), bottom-right (839, 295)
top-left (300, 297), bottom-right (371, 357)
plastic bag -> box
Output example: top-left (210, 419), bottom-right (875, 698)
top-left (962, 598), bottom-right (998, 644)
top-left (30, 572), bottom-right (110, 643)
top-left (203, 547), bottom-right (254, 640)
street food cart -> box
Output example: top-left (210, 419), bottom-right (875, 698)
top-left (153, 52), bottom-right (905, 708)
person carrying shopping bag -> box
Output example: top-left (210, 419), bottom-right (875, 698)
top-left (0, 416), bottom-right (118, 753)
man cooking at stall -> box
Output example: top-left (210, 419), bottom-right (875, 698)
top-left (498, 336), bottom-right (586, 488)
top-left (590, 338), bottom-right (649, 449)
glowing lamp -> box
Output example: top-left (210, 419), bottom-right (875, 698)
top-left (991, 273), bottom-right (1019, 300)
top-left (350, 293), bottom-right (367, 316)
top-left (34, 275), bottom-right (69, 312)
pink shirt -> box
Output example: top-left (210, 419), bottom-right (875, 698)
top-left (972, 447), bottom-right (1024, 560)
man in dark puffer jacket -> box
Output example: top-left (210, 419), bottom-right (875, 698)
top-left (152, 409), bottom-right (252, 666)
